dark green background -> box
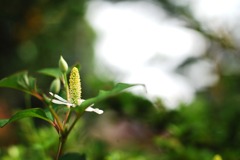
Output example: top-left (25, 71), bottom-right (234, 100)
top-left (0, 0), bottom-right (240, 159)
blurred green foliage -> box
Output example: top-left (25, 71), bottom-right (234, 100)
top-left (1, 0), bottom-right (240, 159)
top-left (0, 0), bottom-right (95, 74)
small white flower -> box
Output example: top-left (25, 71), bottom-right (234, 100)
top-left (49, 92), bottom-right (104, 114)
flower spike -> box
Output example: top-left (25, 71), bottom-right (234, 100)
top-left (69, 67), bottom-right (81, 105)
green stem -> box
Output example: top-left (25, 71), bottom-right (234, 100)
top-left (55, 73), bottom-right (71, 159)
top-left (55, 113), bottom-right (83, 159)
top-left (63, 74), bottom-right (70, 101)
top-left (62, 73), bottom-right (72, 125)
top-left (66, 112), bottom-right (83, 137)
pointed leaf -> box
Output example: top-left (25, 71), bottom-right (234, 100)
top-left (75, 83), bottom-right (145, 112)
top-left (0, 71), bottom-right (36, 94)
top-left (38, 68), bottom-right (62, 78)
top-left (0, 108), bottom-right (52, 127)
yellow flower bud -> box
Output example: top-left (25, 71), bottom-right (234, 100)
top-left (69, 67), bottom-right (81, 105)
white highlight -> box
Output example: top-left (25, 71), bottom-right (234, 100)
top-left (86, 1), bottom-right (204, 108)
top-left (85, 107), bottom-right (104, 114)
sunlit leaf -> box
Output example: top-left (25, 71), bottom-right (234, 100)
top-left (38, 68), bottom-right (62, 78)
top-left (75, 83), bottom-right (145, 112)
top-left (0, 108), bottom-right (53, 127)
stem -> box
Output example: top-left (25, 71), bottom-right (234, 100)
top-left (63, 74), bottom-right (70, 101)
top-left (32, 91), bottom-right (43, 101)
top-left (62, 73), bottom-right (72, 125)
top-left (55, 73), bottom-right (71, 159)
top-left (66, 112), bottom-right (83, 136)
top-left (63, 108), bottom-right (71, 125)
top-left (55, 113), bottom-right (83, 160)
top-left (56, 133), bottom-right (67, 160)
top-left (49, 105), bottom-right (64, 133)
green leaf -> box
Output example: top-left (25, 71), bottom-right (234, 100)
top-left (75, 83), bottom-right (145, 112)
top-left (0, 71), bottom-right (36, 94)
top-left (0, 108), bottom-right (53, 127)
top-left (38, 68), bottom-right (62, 78)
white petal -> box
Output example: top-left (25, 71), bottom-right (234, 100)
top-left (51, 99), bottom-right (75, 107)
top-left (49, 92), bottom-right (68, 103)
top-left (85, 107), bottom-right (104, 114)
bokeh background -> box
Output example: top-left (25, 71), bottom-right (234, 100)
top-left (1, 0), bottom-right (240, 159)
